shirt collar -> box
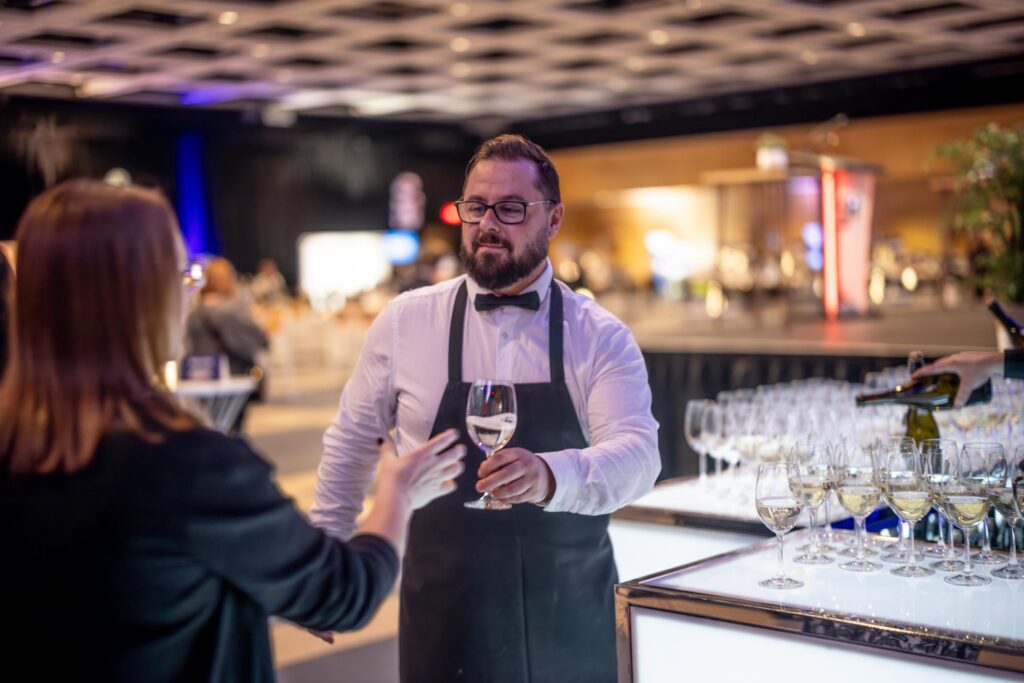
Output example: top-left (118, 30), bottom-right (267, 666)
top-left (466, 259), bottom-right (553, 307)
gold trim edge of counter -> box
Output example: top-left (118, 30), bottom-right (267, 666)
top-left (613, 538), bottom-right (1024, 682)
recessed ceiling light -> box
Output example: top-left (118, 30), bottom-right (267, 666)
top-left (450, 62), bottom-right (471, 78)
top-left (648, 30), bottom-right (669, 46)
top-left (846, 22), bottom-right (866, 38)
top-left (251, 43), bottom-right (270, 58)
top-left (449, 3), bottom-right (471, 18)
top-left (218, 11), bottom-right (239, 26)
top-left (801, 50), bottom-right (818, 65)
top-left (450, 36), bottom-right (471, 52)
top-left (626, 56), bottom-right (646, 72)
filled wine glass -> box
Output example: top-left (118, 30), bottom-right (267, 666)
top-left (942, 444), bottom-right (994, 586)
top-left (964, 442), bottom-right (1007, 566)
top-left (464, 380), bottom-right (517, 511)
top-left (923, 439), bottom-right (965, 572)
top-left (988, 446), bottom-right (1023, 579)
top-left (882, 443), bottom-right (934, 577)
top-left (834, 442), bottom-right (883, 572)
top-left (755, 462), bottom-right (804, 589)
top-left (789, 443), bottom-right (833, 565)
top-left (919, 438), bottom-right (955, 559)
top-left (878, 436), bottom-right (924, 565)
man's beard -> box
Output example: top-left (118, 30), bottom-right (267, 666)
top-left (460, 228), bottom-right (550, 291)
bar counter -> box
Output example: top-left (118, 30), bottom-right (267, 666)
top-left (615, 532), bottom-right (1024, 682)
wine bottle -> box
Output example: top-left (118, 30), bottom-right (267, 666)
top-left (855, 372), bottom-right (993, 410)
top-left (904, 352), bottom-right (939, 444)
top-left (987, 296), bottom-right (1024, 349)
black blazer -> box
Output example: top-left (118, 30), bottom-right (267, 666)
top-left (0, 427), bottom-right (397, 683)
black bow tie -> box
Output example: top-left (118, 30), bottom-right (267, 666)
top-left (474, 291), bottom-right (540, 312)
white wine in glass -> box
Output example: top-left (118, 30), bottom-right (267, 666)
top-left (755, 462), bottom-right (804, 589)
top-left (465, 380), bottom-right (517, 511)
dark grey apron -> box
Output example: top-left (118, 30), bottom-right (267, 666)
top-left (399, 279), bottom-right (617, 683)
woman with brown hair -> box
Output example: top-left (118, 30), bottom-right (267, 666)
top-left (0, 179), bottom-right (465, 683)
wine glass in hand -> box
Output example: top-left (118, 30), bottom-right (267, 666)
top-left (755, 462), bottom-right (804, 589)
top-left (465, 380), bottom-right (517, 511)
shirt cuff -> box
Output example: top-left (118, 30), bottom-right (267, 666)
top-left (536, 450), bottom-right (579, 512)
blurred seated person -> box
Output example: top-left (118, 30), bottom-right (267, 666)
top-left (0, 180), bottom-right (466, 683)
top-left (250, 257), bottom-right (289, 306)
top-left (913, 349), bottom-right (1024, 407)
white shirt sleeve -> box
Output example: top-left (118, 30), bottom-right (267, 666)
top-left (310, 303), bottom-right (396, 540)
top-left (537, 320), bottom-right (661, 515)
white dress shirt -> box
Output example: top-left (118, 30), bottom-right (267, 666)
top-left (311, 260), bottom-right (660, 541)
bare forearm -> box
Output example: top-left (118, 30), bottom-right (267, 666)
top-left (354, 488), bottom-right (413, 563)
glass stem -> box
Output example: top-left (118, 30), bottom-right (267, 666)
top-left (715, 455), bottom-right (722, 477)
top-left (698, 449), bottom-right (707, 479)
top-left (964, 528), bottom-right (973, 577)
top-left (982, 516), bottom-right (992, 553)
top-left (946, 518), bottom-right (957, 560)
top-left (856, 516), bottom-right (865, 561)
top-left (1009, 522), bottom-right (1020, 568)
top-left (937, 513), bottom-right (947, 549)
top-left (907, 520), bottom-right (917, 568)
top-left (823, 497), bottom-right (832, 538)
top-left (898, 520), bottom-right (907, 551)
top-left (808, 508), bottom-right (819, 553)
top-left (776, 532), bottom-right (785, 579)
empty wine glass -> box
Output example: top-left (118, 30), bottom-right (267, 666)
top-left (834, 441), bottom-right (883, 572)
top-left (942, 444), bottom-right (994, 586)
top-left (685, 399), bottom-right (712, 480)
top-left (882, 443), bottom-right (934, 577)
top-left (464, 379), bottom-right (517, 511)
top-left (755, 462), bottom-right (804, 589)
top-left (989, 446), bottom-right (1024, 579)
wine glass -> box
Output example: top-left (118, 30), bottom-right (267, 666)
top-left (834, 441), bottom-right (883, 572)
top-left (924, 439), bottom-right (964, 572)
top-left (684, 399), bottom-right (711, 480)
top-left (964, 442), bottom-right (1007, 566)
top-left (942, 444), bottom-right (994, 586)
top-left (755, 462), bottom-right (804, 589)
top-left (878, 437), bottom-right (924, 565)
top-left (882, 444), bottom-right (934, 577)
top-left (989, 446), bottom-right (1024, 580)
top-left (789, 443), bottom-right (833, 565)
top-left (919, 438), bottom-right (955, 559)
top-left (465, 379), bottom-right (517, 511)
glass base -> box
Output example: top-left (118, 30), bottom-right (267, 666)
top-left (794, 553), bottom-right (833, 565)
top-left (944, 572), bottom-right (991, 587)
top-left (837, 545), bottom-right (878, 558)
top-left (798, 542), bottom-right (836, 553)
top-left (759, 576), bottom-right (803, 589)
top-left (890, 564), bottom-right (935, 578)
top-left (930, 558), bottom-right (965, 572)
top-left (464, 496), bottom-right (511, 510)
top-left (881, 549), bottom-right (924, 564)
top-left (971, 550), bottom-right (1006, 566)
top-left (921, 544), bottom-right (948, 558)
top-left (991, 564), bottom-right (1024, 580)
top-left (840, 558), bottom-right (882, 572)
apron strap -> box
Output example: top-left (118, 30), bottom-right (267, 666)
top-left (548, 281), bottom-right (565, 383)
top-left (448, 281), bottom-right (469, 384)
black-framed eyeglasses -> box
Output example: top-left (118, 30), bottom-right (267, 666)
top-left (454, 199), bottom-right (555, 225)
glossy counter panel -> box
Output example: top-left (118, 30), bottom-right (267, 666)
top-left (616, 533), bottom-right (1024, 681)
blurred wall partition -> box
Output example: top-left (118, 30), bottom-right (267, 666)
top-left (0, 97), bottom-right (474, 284)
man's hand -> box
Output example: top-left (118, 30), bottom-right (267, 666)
top-left (477, 448), bottom-right (556, 505)
top-left (911, 351), bottom-right (1003, 408)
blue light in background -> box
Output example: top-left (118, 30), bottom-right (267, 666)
top-left (176, 132), bottom-right (219, 256)
top-left (382, 230), bottom-right (420, 265)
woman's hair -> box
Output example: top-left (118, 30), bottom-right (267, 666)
top-left (0, 179), bottom-right (195, 475)
top-left (201, 257), bottom-right (239, 298)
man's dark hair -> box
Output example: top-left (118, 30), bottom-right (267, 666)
top-left (464, 134), bottom-right (561, 203)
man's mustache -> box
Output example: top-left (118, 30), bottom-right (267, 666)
top-left (474, 234), bottom-right (512, 251)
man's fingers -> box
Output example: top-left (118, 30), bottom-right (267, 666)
top-left (493, 477), bottom-right (532, 499)
top-left (477, 462), bottom-right (525, 493)
top-left (478, 449), bottom-right (518, 477)
top-left (378, 437), bottom-right (397, 459)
